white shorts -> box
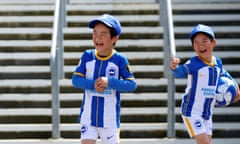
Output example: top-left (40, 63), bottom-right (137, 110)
top-left (81, 123), bottom-right (120, 144)
top-left (182, 114), bottom-right (212, 138)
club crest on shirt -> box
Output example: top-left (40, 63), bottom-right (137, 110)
top-left (108, 67), bottom-right (116, 76)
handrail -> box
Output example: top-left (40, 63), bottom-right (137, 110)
top-left (50, 0), bottom-right (67, 139)
top-left (159, 0), bottom-right (176, 138)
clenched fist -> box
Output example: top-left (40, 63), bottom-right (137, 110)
top-left (94, 77), bottom-right (108, 92)
top-left (170, 57), bottom-right (180, 70)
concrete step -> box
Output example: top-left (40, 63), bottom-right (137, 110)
top-left (1, 78), bottom-right (240, 89)
top-left (69, 0), bottom-right (156, 4)
top-left (174, 14), bottom-right (240, 22)
top-left (0, 122), bottom-right (239, 138)
top-left (0, 3), bottom-right (157, 12)
top-left (0, 64), bottom-right (238, 74)
top-left (0, 123), bottom-right (181, 138)
top-left (0, 65), bottom-right (164, 79)
top-left (0, 122), bottom-right (231, 132)
top-left (1, 26), bottom-right (240, 40)
top-left (0, 78), bottom-right (174, 88)
top-left (0, 93), bottom-right (181, 101)
top-left (0, 6), bottom-right (54, 16)
top-left (0, 78), bottom-right (239, 94)
top-left (0, 5), bottom-right (54, 12)
top-left (70, 0), bottom-right (240, 4)
top-left (66, 4), bottom-right (158, 14)
top-left (172, 0), bottom-right (240, 3)
top-left (1, 26), bottom-right (240, 35)
top-left (0, 0), bottom-right (55, 5)
top-left (0, 78), bottom-right (166, 93)
top-left (0, 51), bottom-right (239, 61)
top-left (1, 14), bottom-right (240, 25)
top-left (0, 78), bottom-right (184, 88)
top-left (67, 3), bottom-right (240, 13)
top-left (0, 107), bottom-right (239, 117)
top-left (0, 39), bottom-right (239, 50)
top-left (0, 64), bottom-right (239, 79)
top-left (0, 65), bottom-right (162, 73)
top-left (172, 3), bottom-right (240, 11)
top-left (0, 92), bottom-right (182, 107)
top-left (1, 2), bottom-right (240, 15)
top-left (1, 89), bottom-right (239, 105)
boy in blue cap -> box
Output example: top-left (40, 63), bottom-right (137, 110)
top-left (72, 14), bottom-right (137, 144)
top-left (170, 24), bottom-right (240, 144)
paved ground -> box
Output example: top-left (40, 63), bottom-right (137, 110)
top-left (0, 138), bottom-right (239, 144)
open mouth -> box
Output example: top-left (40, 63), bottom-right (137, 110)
top-left (200, 49), bottom-right (207, 53)
top-left (96, 42), bottom-right (104, 47)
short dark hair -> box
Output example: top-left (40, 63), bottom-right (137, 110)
top-left (191, 32), bottom-right (214, 44)
top-left (110, 27), bottom-right (118, 38)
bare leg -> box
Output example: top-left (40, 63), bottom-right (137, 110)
top-left (194, 133), bottom-right (212, 144)
top-left (81, 139), bottom-right (96, 144)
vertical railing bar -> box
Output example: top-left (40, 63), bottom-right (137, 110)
top-left (50, 0), bottom-right (65, 139)
top-left (58, 0), bottom-right (65, 79)
top-left (159, 0), bottom-right (176, 138)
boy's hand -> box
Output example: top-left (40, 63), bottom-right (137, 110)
top-left (170, 57), bottom-right (180, 70)
top-left (94, 77), bottom-right (108, 92)
top-left (233, 84), bottom-right (240, 103)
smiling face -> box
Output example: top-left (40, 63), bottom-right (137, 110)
top-left (192, 33), bottom-right (216, 63)
top-left (92, 23), bottom-right (119, 56)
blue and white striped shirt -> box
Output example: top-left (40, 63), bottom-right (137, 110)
top-left (72, 49), bottom-right (136, 128)
top-left (172, 56), bottom-right (231, 120)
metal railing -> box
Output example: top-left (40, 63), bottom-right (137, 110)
top-left (159, 0), bottom-right (176, 138)
top-left (50, 0), bottom-right (68, 139)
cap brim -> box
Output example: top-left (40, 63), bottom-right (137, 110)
top-left (88, 19), bottom-right (112, 29)
top-left (190, 31), bottom-right (214, 40)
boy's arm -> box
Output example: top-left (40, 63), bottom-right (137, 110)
top-left (108, 78), bottom-right (137, 92)
top-left (94, 77), bottom-right (136, 92)
top-left (171, 65), bottom-right (188, 78)
top-left (72, 73), bottom-right (95, 90)
top-left (170, 57), bottom-right (188, 78)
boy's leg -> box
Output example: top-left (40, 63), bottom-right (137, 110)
top-left (194, 133), bottom-right (211, 144)
top-left (98, 127), bottom-right (120, 144)
top-left (193, 118), bottom-right (212, 144)
top-left (81, 124), bottom-right (98, 144)
top-left (182, 115), bottom-right (212, 140)
top-left (81, 139), bottom-right (96, 144)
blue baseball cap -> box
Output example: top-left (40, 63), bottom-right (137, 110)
top-left (88, 14), bottom-right (122, 36)
top-left (190, 24), bottom-right (215, 40)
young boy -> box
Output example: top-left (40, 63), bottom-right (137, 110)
top-left (170, 24), bottom-right (240, 144)
top-left (72, 14), bottom-right (137, 144)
